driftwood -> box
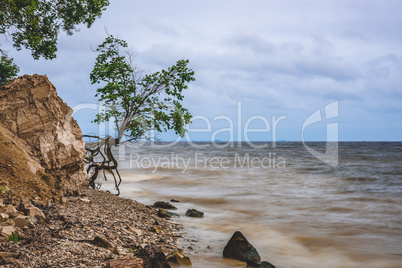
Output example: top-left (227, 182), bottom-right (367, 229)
top-left (83, 135), bottom-right (122, 196)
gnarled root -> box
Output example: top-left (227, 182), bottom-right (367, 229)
top-left (83, 135), bottom-right (121, 196)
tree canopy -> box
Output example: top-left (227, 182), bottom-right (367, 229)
top-left (0, 0), bottom-right (110, 60)
top-left (90, 35), bottom-right (195, 144)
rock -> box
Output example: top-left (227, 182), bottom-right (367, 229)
top-left (149, 226), bottom-right (162, 234)
top-left (79, 198), bottom-right (91, 203)
top-left (0, 74), bottom-right (88, 197)
top-left (170, 199), bottom-right (180, 203)
top-left (247, 260), bottom-right (276, 268)
top-left (0, 219), bottom-right (15, 227)
top-left (12, 215), bottom-right (33, 229)
top-left (223, 231), bottom-right (261, 262)
top-left (153, 201), bottom-right (177, 210)
top-left (17, 197), bottom-right (33, 211)
top-left (28, 216), bottom-right (39, 224)
top-left (185, 209), bottom-right (204, 218)
top-left (136, 246), bottom-right (171, 268)
top-left (166, 249), bottom-right (192, 267)
top-left (0, 226), bottom-right (16, 238)
top-left (92, 235), bottom-right (114, 249)
top-left (0, 213), bottom-right (9, 219)
top-left (60, 196), bottom-right (67, 205)
top-left (24, 206), bottom-right (45, 220)
top-left (157, 209), bottom-right (179, 219)
top-left (106, 257), bottom-right (144, 268)
top-left (3, 205), bottom-right (18, 218)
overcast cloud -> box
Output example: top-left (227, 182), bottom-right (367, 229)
top-left (3, 0), bottom-right (402, 141)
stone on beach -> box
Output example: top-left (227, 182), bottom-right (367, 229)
top-left (3, 205), bottom-right (18, 218)
top-left (23, 206), bottom-right (45, 220)
top-left (185, 209), bottom-right (204, 218)
top-left (12, 215), bottom-right (33, 229)
top-left (0, 226), bottom-right (16, 239)
top-left (136, 246), bottom-right (171, 268)
top-left (166, 249), bottom-right (192, 267)
top-left (157, 209), bottom-right (179, 218)
top-left (91, 235), bottom-right (119, 255)
top-left (153, 201), bottom-right (177, 210)
top-left (223, 231), bottom-right (261, 262)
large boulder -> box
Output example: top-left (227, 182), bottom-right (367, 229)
top-left (0, 74), bottom-right (87, 197)
top-left (223, 231), bottom-right (261, 262)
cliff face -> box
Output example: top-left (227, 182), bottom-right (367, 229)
top-left (0, 74), bottom-right (87, 200)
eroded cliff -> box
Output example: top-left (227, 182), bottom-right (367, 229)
top-left (0, 74), bottom-right (87, 202)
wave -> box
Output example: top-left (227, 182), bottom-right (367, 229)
top-left (342, 177), bottom-right (376, 182)
top-left (175, 196), bottom-right (229, 205)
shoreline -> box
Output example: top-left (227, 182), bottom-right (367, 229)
top-left (0, 188), bottom-right (191, 267)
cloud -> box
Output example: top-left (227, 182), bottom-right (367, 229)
top-left (2, 0), bottom-right (402, 141)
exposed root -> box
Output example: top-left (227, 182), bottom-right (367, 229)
top-left (83, 135), bottom-right (121, 196)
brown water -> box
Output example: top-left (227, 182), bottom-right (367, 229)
top-left (101, 142), bottom-right (402, 267)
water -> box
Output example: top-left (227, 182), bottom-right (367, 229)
top-left (100, 142), bottom-right (402, 267)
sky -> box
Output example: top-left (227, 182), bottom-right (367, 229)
top-left (3, 0), bottom-right (402, 141)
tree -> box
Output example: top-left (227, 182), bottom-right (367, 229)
top-left (1, 0), bottom-right (110, 59)
top-left (0, 55), bottom-right (19, 85)
top-left (0, 0), bottom-right (109, 84)
top-left (85, 35), bottom-right (195, 194)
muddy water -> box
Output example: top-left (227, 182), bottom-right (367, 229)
top-left (102, 142), bottom-right (402, 268)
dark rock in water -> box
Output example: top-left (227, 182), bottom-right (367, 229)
top-left (157, 209), bottom-right (179, 218)
top-left (185, 209), bottom-right (204, 218)
top-left (166, 249), bottom-right (192, 267)
top-left (170, 199), bottom-right (180, 203)
top-left (153, 201), bottom-right (177, 210)
top-left (247, 260), bottom-right (276, 268)
top-left (223, 231), bottom-right (261, 262)
top-left (137, 246), bottom-right (171, 268)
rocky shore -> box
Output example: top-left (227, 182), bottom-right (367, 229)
top-left (0, 188), bottom-right (191, 267)
top-left (0, 75), bottom-right (276, 267)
